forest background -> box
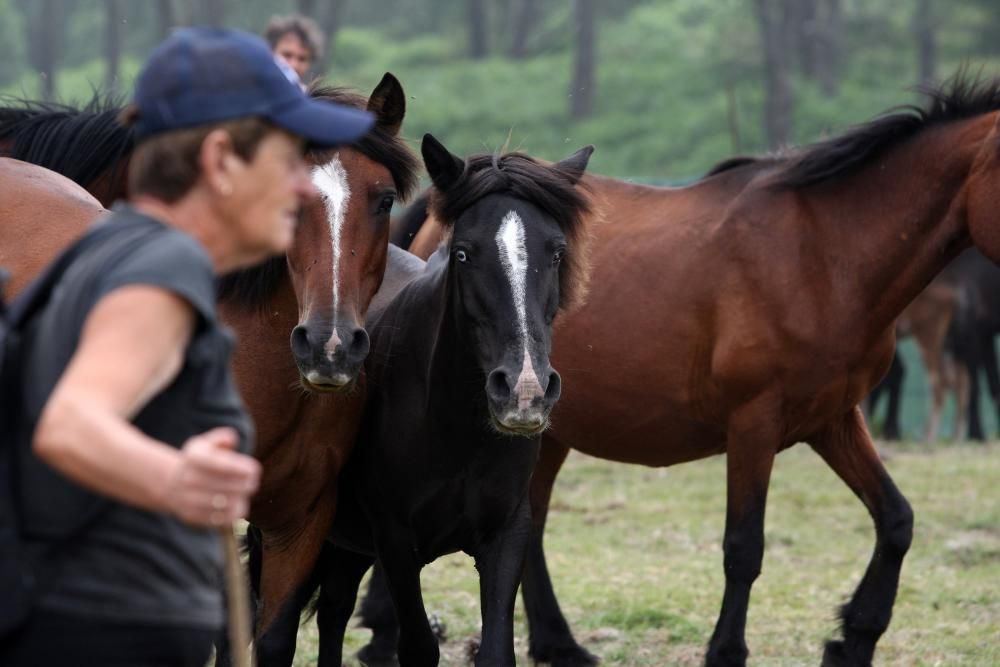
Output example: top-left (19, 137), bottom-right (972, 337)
top-left (0, 0), bottom-right (998, 182)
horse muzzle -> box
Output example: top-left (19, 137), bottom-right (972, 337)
top-left (486, 363), bottom-right (561, 436)
top-left (290, 322), bottom-right (370, 393)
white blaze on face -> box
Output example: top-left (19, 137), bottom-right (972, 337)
top-left (312, 157), bottom-right (349, 354)
top-left (496, 211), bottom-right (543, 409)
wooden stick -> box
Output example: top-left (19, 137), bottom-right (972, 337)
top-left (220, 525), bottom-right (254, 667)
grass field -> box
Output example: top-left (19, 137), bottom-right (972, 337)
top-left (284, 442), bottom-right (999, 666)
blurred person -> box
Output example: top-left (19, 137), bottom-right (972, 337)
top-left (0, 26), bottom-right (372, 667)
top-left (264, 13), bottom-right (325, 82)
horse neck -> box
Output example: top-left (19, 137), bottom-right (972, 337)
top-left (401, 257), bottom-right (490, 422)
top-left (795, 116), bottom-right (991, 335)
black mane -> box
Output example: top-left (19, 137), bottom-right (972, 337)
top-left (775, 73), bottom-right (1000, 188)
top-left (218, 85), bottom-right (419, 309)
top-left (0, 95), bottom-right (134, 190)
top-left (703, 155), bottom-right (779, 178)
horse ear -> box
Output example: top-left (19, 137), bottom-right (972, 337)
top-left (554, 145), bottom-right (595, 185)
top-left (422, 134), bottom-right (465, 191)
top-left (367, 72), bottom-right (405, 137)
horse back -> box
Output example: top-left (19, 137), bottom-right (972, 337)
top-left (0, 159), bottom-right (104, 297)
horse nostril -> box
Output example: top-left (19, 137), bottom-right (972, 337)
top-left (544, 370), bottom-right (561, 403)
top-left (290, 325), bottom-right (312, 361)
top-left (487, 369), bottom-right (512, 404)
top-left (348, 327), bottom-right (370, 361)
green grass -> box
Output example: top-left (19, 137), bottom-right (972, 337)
top-left (279, 443), bottom-right (1000, 666)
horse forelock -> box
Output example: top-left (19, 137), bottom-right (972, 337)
top-left (309, 85), bottom-right (419, 202)
top-left (429, 151), bottom-right (593, 311)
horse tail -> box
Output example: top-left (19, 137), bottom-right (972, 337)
top-left (389, 189), bottom-right (431, 250)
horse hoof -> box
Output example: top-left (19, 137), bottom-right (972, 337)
top-left (529, 643), bottom-right (600, 667)
top-left (356, 643), bottom-right (400, 667)
top-left (821, 640), bottom-right (871, 667)
top-left (704, 644), bottom-right (748, 667)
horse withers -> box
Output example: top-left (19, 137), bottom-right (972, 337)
top-left (296, 135), bottom-right (593, 667)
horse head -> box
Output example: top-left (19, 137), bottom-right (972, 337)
top-left (287, 74), bottom-right (418, 391)
top-left (423, 134), bottom-right (593, 433)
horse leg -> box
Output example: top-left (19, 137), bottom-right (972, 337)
top-left (521, 437), bottom-right (597, 667)
top-left (255, 499), bottom-right (338, 644)
top-left (872, 352), bottom-right (904, 441)
top-left (951, 355), bottom-right (970, 441)
top-left (356, 563), bottom-right (401, 666)
top-left (915, 332), bottom-right (944, 443)
top-left (980, 333), bottom-right (1000, 438)
top-left (473, 500), bottom-right (533, 667)
top-left (963, 337), bottom-right (986, 441)
top-left (256, 559), bottom-right (327, 667)
top-left (809, 407), bottom-right (913, 667)
top-left (705, 399), bottom-right (778, 667)
top-left (375, 530), bottom-right (439, 667)
top-left (315, 547), bottom-right (377, 667)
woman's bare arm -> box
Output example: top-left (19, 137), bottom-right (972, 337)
top-left (33, 285), bottom-right (260, 527)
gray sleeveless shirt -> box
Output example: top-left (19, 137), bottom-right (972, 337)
top-left (19, 204), bottom-right (254, 630)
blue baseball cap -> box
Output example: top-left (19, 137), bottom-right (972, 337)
top-left (131, 27), bottom-right (374, 147)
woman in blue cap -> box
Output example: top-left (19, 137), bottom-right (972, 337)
top-left (0, 27), bottom-right (373, 666)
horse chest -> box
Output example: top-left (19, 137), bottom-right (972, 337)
top-left (389, 437), bottom-right (538, 560)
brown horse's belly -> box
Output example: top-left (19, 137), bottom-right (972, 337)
top-left (548, 378), bottom-right (727, 467)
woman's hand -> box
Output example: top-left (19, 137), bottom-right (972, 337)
top-left (162, 427), bottom-right (262, 528)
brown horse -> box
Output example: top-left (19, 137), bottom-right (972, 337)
top-left (387, 76), bottom-right (1000, 666)
top-left (0, 75), bottom-right (419, 659)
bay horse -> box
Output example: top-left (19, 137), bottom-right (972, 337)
top-left (368, 75), bottom-right (1000, 666)
top-left (0, 75), bottom-right (419, 659)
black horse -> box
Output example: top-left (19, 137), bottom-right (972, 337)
top-left (273, 134), bottom-right (591, 667)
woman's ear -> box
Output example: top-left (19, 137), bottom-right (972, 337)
top-left (199, 129), bottom-right (239, 197)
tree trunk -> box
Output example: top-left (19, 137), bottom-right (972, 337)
top-left (754, 0), bottom-right (793, 148)
top-left (314, 0), bottom-right (345, 76)
top-left (104, 0), bottom-right (121, 96)
top-left (797, 0), bottom-right (819, 78)
top-left (37, 0), bottom-right (59, 101)
top-left (816, 0), bottom-right (841, 96)
top-left (177, 0), bottom-right (196, 26)
top-left (202, 0), bottom-right (225, 26)
top-left (508, 0), bottom-right (536, 59)
top-left (155, 0), bottom-right (176, 39)
top-left (467, 0), bottom-right (488, 59)
top-left (569, 0), bottom-right (595, 120)
top-left (915, 0), bottom-right (936, 87)
top-left (297, 0), bottom-right (319, 16)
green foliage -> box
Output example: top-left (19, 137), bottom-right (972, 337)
top-left (1, 0), bottom-right (999, 181)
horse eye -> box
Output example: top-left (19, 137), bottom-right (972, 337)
top-left (552, 250), bottom-right (564, 265)
top-left (455, 249), bottom-right (468, 263)
top-left (376, 195), bottom-right (395, 215)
